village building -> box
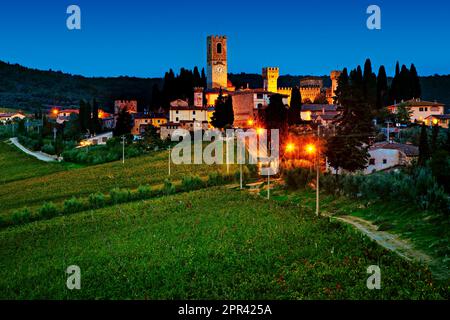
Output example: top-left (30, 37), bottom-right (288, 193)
top-left (364, 142), bottom-right (419, 174)
top-left (56, 109), bottom-right (79, 124)
top-left (114, 100), bottom-right (138, 114)
top-left (0, 112), bottom-right (26, 123)
top-left (78, 131), bottom-right (114, 148)
top-left (231, 89), bottom-right (289, 128)
top-left (131, 112), bottom-right (168, 136)
top-left (388, 99), bottom-right (445, 123)
top-left (300, 104), bottom-right (340, 121)
top-left (424, 114), bottom-right (450, 128)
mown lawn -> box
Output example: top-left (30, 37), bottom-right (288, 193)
top-left (0, 143), bottom-right (237, 217)
top-left (0, 187), bottom-right (445, 299)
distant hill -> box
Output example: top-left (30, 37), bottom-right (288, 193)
top-left (0, 61), bottom-right (162, 112)
top-left (1, 61), bottom-right (449, 112)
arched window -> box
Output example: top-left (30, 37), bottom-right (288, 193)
top-left (217, 43), bottom-right (222, 54)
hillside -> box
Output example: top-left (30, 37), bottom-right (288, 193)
top-left (1, 60), bottom-right (449, 112)
top-left (0, 61), bottom-right (162, 112)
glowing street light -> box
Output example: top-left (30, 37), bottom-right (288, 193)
top-left (305, 143), bottom-right (316, 155)
top-left (256, 127), bottom-right (264, 135)
top-left (285, 143), bottom-right (295, 153)
top-left (247, 119), bottom-right (254, 126)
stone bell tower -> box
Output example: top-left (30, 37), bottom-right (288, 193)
top-left (207, 35), bottom-right (228, 90)
top-left (262, 67), bottom-right (279, 93)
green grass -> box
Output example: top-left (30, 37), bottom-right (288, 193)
top-left (0, 142), bottom-right (70, 184)
top-left (0, 142), bottom-right (238, 217)
top-left (269, 187), bottom-right (450, 280)
top-left (0, 187), bottom-right (445, 299)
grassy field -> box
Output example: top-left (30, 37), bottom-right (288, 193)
top-left (0, 141), bottom-right (238, 218)
top-left (269, 187), bottom-right (450, 281)
top-left (0, 187), bottom-right (445, 299)
top-left (0, 142), bottom-right (70, 184)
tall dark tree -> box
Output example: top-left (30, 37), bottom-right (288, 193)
top-left (288, 86), bottom-right (302, 125)
top-left (376, 65), bottom-right (388, 109)
top-left (326, 67), bottom-right (374, 173)
top-left (363, 59), bottom-right (377, 110)
top-left (389, 62), bottom-right (401, 104)
top-left (431, 123), bottom-right (440, 153)
top-left (211, 91), bottom-right (227, 129)
top-left (418, 123), bottom-right (430, 166)
top-left (409, 64), bottom-right (421, 99)
top-left (113, 108), bottom-right (133, 137)
top-left (398, 64), bottom-right (411, 101)
top-left (263, 94), bottom-right (289, 142)
top-left (78, 100), bottom-right (89, 133)
top-left (193, 67), bottom-right (202, 87)
top-left (91, 98), bottom-right (101, 134)
top-left (201, 68), bottom-right (207, 88)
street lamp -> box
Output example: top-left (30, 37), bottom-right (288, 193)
top-left (305, 139), bottom-right (320, 217)
top-left (247, 119), bottom-right (254, 126)
top-left (285, 143), bottom-right (295, 154)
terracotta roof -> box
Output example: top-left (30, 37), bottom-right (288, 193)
top-left (301, 104), bottom-right (339, 112)
top-left (371, 142), bottom-right (419, 157)
top-left (425, 114), bottom-right (450, 120)
top-left (390, 99), bottom-right (445, 108)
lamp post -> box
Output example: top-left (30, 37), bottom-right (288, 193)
top-left (168, 144), bottom-right (171, 176)
top-left (121, 135), bottom-right (126, 164)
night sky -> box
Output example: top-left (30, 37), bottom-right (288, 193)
top-left (0, 0), bottom-right (449, 77)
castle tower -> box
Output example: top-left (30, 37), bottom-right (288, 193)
top-left (207, 35), bottom-right (227, 90)
top-left (262, 67), bottom-right (279, 93)
top-left (330, 70), bottom-right (342, 97)
top-left (194, 87), bottom-right (204, 107)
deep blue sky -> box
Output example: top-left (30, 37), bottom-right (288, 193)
top-left (0, 0), bottom-right (449, 78)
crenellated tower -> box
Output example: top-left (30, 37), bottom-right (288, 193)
top-left (262, 67), bottom-right (279, 93)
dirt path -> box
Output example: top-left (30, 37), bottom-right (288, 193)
top-left (9, 137), bottom-right (57, 162)
top-left (245, 180), bottom-right (436, 272)
top-left (331, 215), bottom-right (432, 264)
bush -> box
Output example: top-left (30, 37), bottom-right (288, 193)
top-left (137, 185), bottom-right (152, 199)
top-left (181, 175), bottom-right (205, 191)
top-left (283, 167), bottom-right (314, 190)
top-left (88, 192), bottom-right (107, 209)
top-left (41, 144), bottom-right (55, 155)
top-left (38, 202), bottom-right (58, 219)
top-left (208, 172), bottom-right (224, 186)
top-left (63, 197), bottom-right (84, 214)
top-left (162, 179), bottom-right (176, 195)
top-left (11, 208), bottom-right (32, 224)
top-left (110, 188), bottom-right (131, 204)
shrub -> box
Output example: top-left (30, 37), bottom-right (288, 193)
top-left (137, 185), bottom-right (152, 199)
top-left (181, 175), bottom-right (205, 191)
top-left (208, 172), bottom-right (224, 186)
top-left (88, 192), bottom-right (106, 209)
top-left (38, 202), bottom-right (59, 219)
top-left (41, 144), bottom-right (55, 155)
top-left (110, 188), bottom-right (131, 204)
top-left (11, 208), bottom-right (32, 224)
top-left (283, 167), bottom-right (314, 190)
top-left (162, 179), bottom-right (176, 195)
top-left (63, 197), bottom-right (84, 214)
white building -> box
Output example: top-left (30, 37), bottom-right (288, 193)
top-left (388, 99), bottom-right (445, 123)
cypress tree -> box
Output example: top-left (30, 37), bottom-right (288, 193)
top-left (288, 86), bottom-right (302, 124)
top-left (362, 59), bottom-right (377, 111)
top-left (431, 123), bottom-right (440, 153)
top-left (409, 64), bottom-right (421, 99)
top-left (326, 66), bottom-right (374, 173)
top-left (376, 65), bottom-right (388, 109)
top-left (418, 123), bottom-right (430, 166)
top-left (211, 91), bottom-right (227, 129)
top-left (91, 98), bottom-right (101, 134)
